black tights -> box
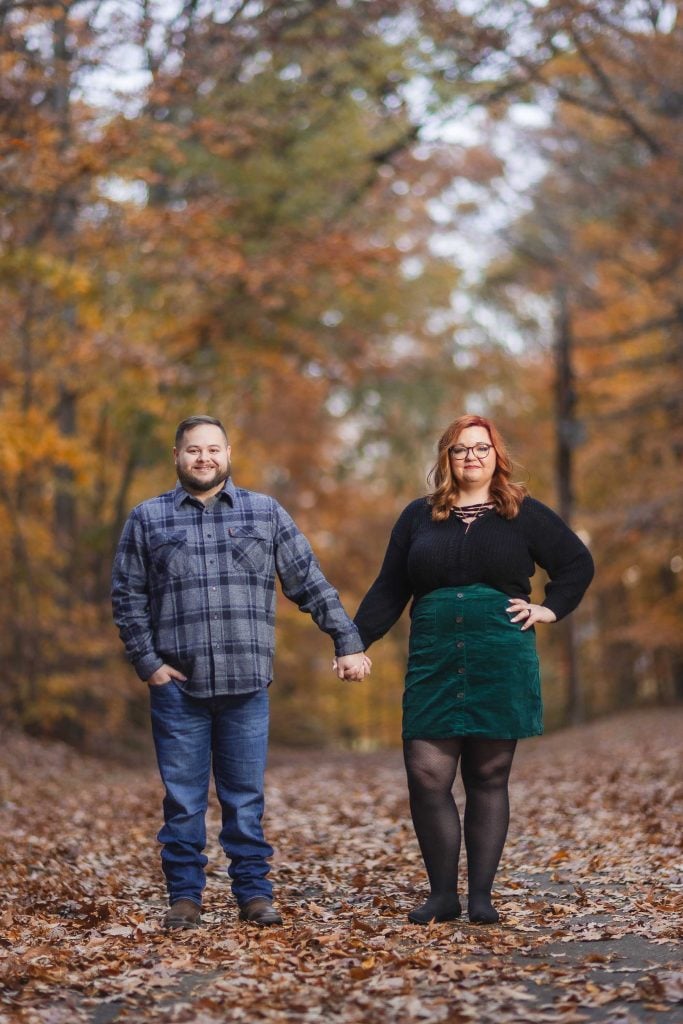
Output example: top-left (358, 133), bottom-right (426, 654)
top-left (403, 737), bottom-right (517, 923)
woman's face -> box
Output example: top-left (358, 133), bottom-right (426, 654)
top-left (449, 425), bottom-right (496, 492)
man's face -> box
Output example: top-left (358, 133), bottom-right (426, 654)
top-left (174, 425), bottom-right (231, 495)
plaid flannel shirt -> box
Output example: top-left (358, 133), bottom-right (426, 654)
top-left (111, 479), bottom-right (363, 697)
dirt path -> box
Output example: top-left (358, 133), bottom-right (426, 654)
top-left (1, 708), bottom-right (681, 1023)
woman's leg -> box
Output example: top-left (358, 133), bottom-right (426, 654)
top-left (403, 737), bottom-right (464, 923)
top-left (461, 738), bottom-right (517, 923)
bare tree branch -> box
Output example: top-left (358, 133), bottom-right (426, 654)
top-left (575, 314), bottom-right (680, 348)
top-left (569, 25), bottom-right (663, 156)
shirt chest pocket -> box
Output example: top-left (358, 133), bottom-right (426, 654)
top-left (229, 527), bottom-right (268, 574)
top-left (149, 531), bottom-right (191, 578)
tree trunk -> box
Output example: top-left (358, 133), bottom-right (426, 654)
top-left (554, 282), bottom-right (584, 724)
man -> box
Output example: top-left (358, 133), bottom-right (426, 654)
top-left (112, 415), bottom-right (369, 930)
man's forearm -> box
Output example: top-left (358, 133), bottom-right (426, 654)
top-left (116, 621), bottom-right (163, 680)
top-left (112, 596), bottom-right (162, 681)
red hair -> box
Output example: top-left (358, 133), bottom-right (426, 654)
top-left (428, 414), bottom-right (526, 521)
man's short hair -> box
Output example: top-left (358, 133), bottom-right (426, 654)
top-left (175, 416), bottom-right (229, 448)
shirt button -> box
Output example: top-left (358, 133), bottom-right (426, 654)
top-left (456, 692), bottom-right (464, 699)
top-left (456, 592), bottom-right (464, 598)
top-left (212, 587), bottom-right (217, 591)
top-left (455, 616), bottom-right (463, 624)
top-left (457, 641), bottom-right (464, 649)
top-left (457, 667), bottom-right (465, 674)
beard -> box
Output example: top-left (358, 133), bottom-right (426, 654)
top-left (177, 459), bottom-right (231, 494)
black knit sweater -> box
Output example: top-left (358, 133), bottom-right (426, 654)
top-left (354, 496), bottom-right (594, 649)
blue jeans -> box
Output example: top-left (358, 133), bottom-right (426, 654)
top-left (149, 683), bottom-right (273, 907)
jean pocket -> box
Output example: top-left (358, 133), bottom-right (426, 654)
top-left (148, 679), bottom-right (178, 695)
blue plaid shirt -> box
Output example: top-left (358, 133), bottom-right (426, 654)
top-left (112, 479), bottom-right (363, 697)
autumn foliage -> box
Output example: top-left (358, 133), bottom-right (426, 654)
top-left (0, 710), bottom-right (681, 1021)
top-left (0, 1), bottom-right (681, 748)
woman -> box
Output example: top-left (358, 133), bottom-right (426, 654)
top-left (353, 414), bottom-right (594, 925)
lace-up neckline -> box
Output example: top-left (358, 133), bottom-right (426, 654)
top-left (451, 501), bottom-right (495, 532)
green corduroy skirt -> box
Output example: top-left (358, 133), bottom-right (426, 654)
top-left (403, 585), bottom-right (543, 740)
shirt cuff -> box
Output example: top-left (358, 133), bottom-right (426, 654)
top-left (134, 654), bottom-right (165, 682)
top-left (333, 628), bottom-right (365, 657)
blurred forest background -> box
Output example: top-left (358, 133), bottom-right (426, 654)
top-left (1, 0), bottom-right (681, 753)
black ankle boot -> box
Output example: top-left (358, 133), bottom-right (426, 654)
top-left (467, 892), bottom-right (499, 924)
top-left (407, 895), bottom-right (462, 925)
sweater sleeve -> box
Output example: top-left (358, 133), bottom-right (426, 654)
top-left (353, 501), bottom-right (419, 648)
top-left (525, 499), bottom-right (594, 621)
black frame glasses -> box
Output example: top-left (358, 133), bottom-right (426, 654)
top-left (448, 443), bottom-right (493, 460)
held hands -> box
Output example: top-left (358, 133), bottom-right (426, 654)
top-left (506, 599), bottom-right (557, 631)
top-left (333, 652), bottom-right (372, 682)
top-left (146, 664), bottom-right (188, 687)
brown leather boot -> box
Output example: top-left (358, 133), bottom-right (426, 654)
top-left (238, 897), bottom-right (283, 926)
top-left (163, 899), bottom-right (202, 930)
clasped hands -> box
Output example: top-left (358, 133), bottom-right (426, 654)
top-left (332, 652), bottom-right (372, 681)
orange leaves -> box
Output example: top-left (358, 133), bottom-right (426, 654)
top-left (0, 407), bottom-right (87, 482)
top-left (1, 0), bottom-right (469, 747)
top-left (1, 709), bottom-right (682, 1021)
top-left (546, 849), bottom-right (571, 866)
top-left (1, 0), bottom-right (679, 750)
top-left (471, 7), bottom-right (683, 716)
top-left (348, 955), bottom-right (377, 980)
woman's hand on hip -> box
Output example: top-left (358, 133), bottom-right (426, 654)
top-left (506, 600), bottom-right (557, 631)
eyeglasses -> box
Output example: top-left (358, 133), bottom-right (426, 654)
top-left (449, 443), bottom-right (493, 460)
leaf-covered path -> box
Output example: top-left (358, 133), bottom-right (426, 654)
top-left (1, 708), bottom-right (681, 1024)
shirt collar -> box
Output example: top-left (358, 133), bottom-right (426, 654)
top-left (173, 478), bottom-right (236, 509)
